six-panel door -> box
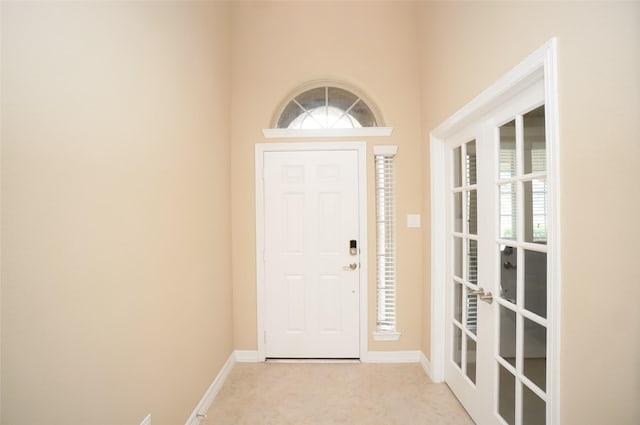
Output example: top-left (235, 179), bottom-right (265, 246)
top-left (263, 150), bottom-right (360, 358)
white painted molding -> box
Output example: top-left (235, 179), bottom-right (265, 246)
top-left (430, 39), bottom-right (554, 140)
top-left (184, 353), bottom-right (235, 425)
top-left (365, 350), bottom-right (421, 363)
top-left (544, 37), bottom-right (561, 425)
top-left (429, 134), bottom-right (446, 383)
top-left (419, 352), bottom-right (432, 381)
top-left (372, 145), bottom-right (398, 156)
top-left (262, 127), bottom-right (393, 139)
top-left (140, 414), bottom-right (151, 425)
top-left (234, 350), bottom-right (260, 363)
top-left (372, 331), bottom-right (401, 342)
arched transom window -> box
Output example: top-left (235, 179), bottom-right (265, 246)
top-left (276, 85), bottom-right (379, 129)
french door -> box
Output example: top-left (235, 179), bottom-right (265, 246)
top-left (445, 80), bottom-right (551, 425)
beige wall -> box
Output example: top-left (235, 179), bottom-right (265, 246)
top-left (2, 2), bottom-right (638, 424)
top-left (0, 2), bottom-right (233, 425)
top-left (230, 1), bottom-right (426, 352)
top-left (419, 2), bottom-right (640, 424)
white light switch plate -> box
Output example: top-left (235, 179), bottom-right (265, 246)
top-left (407, 214), bottom-right (421, 228)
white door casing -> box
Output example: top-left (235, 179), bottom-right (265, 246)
top-left (255, 142), bottom-right (368, 360)
top-left (430, 39), bottom-right (560, 424)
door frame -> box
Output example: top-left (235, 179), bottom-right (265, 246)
top-left (255, 142), bottom-right (368, 362)
top-left (429, 39), bottom-right (560, 423)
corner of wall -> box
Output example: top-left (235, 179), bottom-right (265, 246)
top-left (140, 413), bottom-right (151, 425)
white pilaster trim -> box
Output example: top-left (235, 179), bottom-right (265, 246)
top-left (429, 132), bottom-right (446, 383)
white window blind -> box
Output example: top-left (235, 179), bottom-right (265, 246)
top-left (465, 148), bottom-right (478, 331)
top-left (499, 149), bottom-right (517, 239)
top-left (374, 146), bottom-right (398, 338)
top-left (531, 148), bottom-right (547, 242)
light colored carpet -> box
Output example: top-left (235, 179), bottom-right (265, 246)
top-left (206, 362), bottom-right (475, 425)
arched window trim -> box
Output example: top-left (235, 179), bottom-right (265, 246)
top-left (263, 80), bottom-right (393, 138)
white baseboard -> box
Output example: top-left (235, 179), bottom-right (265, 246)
top-left (234, 350), bottom-right (260, 363)
top-left (184, 352), bottom-right (236, 425)
top-left (365, 350), bottom-right (422, 363)
top-left (140, 413), bottom-right (151, 425)
top-left (419, 351), bottom-right (432, 380)
top-left (183, 350), bottom-right (260, 425)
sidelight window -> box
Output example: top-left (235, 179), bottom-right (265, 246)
top-left (373, 145), bottom-right (400, 341)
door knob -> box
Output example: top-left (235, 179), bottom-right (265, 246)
top-left (343, 263), bottom-right (358, 271)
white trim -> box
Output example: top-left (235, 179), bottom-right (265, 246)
top-left (255, 142), bottom-right (368, 362)
top-left (419, 351), bottom-right (432, 380)
top-left (184, 353), bottom-right (235, 425)
top-left (140, 414), bottom-right (151, 425)
top-left (372, 331), bottom-right (401, 341)
top-left (431, 56), bottom-right (545, 140)
top-left (429, 135), bottom-right (446, 383)
top-left (372, 145), bottom-right (398, 156)
top-left (364, 350), bottom-right (422, 363)
top-left (262, 127), bottom-right (393, 139)
top-left (543, 38), bottom-right (561, 425)
top-left (429, 38), bottom-right (560, 424)
top-left (234, 350), bottom-right (260, 363)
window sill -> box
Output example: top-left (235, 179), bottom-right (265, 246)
top-left (262, 127), bottom-right (393, 139)
top-left (373, 331), bottom-right (401, 342)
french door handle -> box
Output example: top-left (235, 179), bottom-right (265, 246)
top-left (479, 292), bottom-right (493, 304)
top-left (343, 263), bottom-right (358, 271)
top-left (469, 287), bottom-right (494, 304)
top-left (469, 288), bottom-right (485, 296)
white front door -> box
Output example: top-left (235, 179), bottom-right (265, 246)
top-left (445, 80), bottom-right (552, 425)
top-left (262, 149), bottom-right (360, 358)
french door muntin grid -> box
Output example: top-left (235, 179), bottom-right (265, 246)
top-left (494, 105), bottom-right (548, 425)
top-left (451, 139), bottom-right (479, 385)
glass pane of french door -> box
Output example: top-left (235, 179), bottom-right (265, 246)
top-left (450, 140), bottom-right (480, 386)
top-left (496, 104), bottom-right (548, 425)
